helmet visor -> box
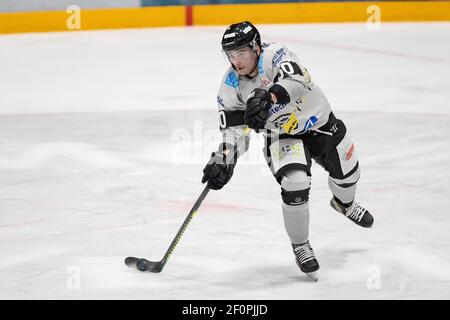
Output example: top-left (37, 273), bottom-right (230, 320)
top-left (223, 46), bottom-right (254, 64)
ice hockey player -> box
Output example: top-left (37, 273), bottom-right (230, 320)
top-left (201, 21), bottom-right (374, 280)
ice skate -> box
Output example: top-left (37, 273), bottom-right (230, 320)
top-left (292, 241), bottom-right (320, 281)
top-left (330, 197), bottom-right (374, 228)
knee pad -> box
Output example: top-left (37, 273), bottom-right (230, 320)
top-left (281, 188), bottom-right (310, 206)
top-left (281, 170), bottom-right (311, 206)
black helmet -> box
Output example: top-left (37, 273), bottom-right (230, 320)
top-left (221, 21), bottom-right (261, 52)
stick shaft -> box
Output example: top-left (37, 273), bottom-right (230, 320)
top-left (160, 185), bottom-right (210, 266)
top-left (158, 127), bottom-right (251, 268)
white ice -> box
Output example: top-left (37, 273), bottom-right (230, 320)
top-left (0, 22), bottom-right (449, 299)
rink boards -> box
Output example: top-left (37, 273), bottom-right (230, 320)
top-left (1, 1), bottom-right (450, 34)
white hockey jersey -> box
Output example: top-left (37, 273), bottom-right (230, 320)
top-left (216, 42), bottom-right (332, 155)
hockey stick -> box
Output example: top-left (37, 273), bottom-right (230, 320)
top-left (125, 127), bottom-right (251, 272)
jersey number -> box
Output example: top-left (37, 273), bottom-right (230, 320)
top-left (276, 61), bottom-right (311, 84)
top-left (218, 110), bottom-right (227, 129)
top-left (277, 61), bottom-right (302, 81)
top-left (280, 62), bottom-right (296, 75)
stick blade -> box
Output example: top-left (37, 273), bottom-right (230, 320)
top-left (125, 256), bottom-right (139, 268)
top-left (124, 256), bottom-right (163, 273)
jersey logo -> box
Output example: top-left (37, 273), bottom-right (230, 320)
top-left (302, 115), bottom-right (318, 132)
top-left (268, 103), bottom-right (287, 117)
top-left (272, 48), bottom-right (286, 67)
top-left (346, 144), bottom-right (355, 160)
top-left (225, 72), bottom-right (239, 88)
top-left (272, 113), bottom-right (291, 129)
top-left (282, 112), bottom-right (299, 134)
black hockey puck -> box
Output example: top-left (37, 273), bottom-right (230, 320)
top-left (136, 258), bottom-right (148, 272)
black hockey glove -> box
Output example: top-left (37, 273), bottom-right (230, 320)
top-left (244, 88), bottom-right (273, 131)
top-left (201, 152), bottom-right (236, 190)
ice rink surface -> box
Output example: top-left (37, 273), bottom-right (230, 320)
top-left (0, 22), bottom-right (449, 299)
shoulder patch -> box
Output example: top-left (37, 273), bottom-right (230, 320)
top-left (272, 48), bottom-right (286, 67)
top-left (225, 72), bottom-right (239, 88)
top-left (258, 53), bottom-right (264, 75)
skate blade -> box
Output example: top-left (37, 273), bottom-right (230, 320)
top-left (306, 272), bottom-right (318, 282)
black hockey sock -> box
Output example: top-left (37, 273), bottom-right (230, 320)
top-left (333, 196), bottom-right (353, 209)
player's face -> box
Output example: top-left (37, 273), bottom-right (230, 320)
top-left (225, 47), bottom-right (258, 76)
